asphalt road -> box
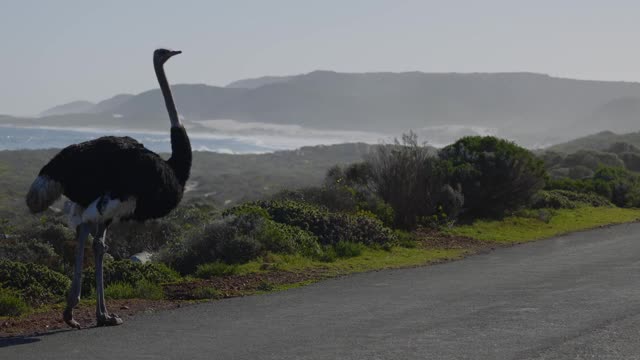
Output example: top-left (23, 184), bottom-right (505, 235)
top-left (4, 223), bottom-right (640, 359)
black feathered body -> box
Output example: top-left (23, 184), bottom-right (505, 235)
top-left (30, 126), bottom-right (191, 222)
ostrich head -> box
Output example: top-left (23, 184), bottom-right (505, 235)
top-left (154, 48), bottom-right (182, 66)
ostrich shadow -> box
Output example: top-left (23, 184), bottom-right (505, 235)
top-left (0, 328), bottom-right (76, 348)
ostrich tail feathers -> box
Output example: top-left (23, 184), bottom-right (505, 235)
top-left (26, 175), bottom-right (63, 213)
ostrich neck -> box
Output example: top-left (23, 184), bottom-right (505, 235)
top-left (167, 126), bottom-right (192, 187)
top-left (155, 61), bottom-right (192, 186)
top-left (154, 62), bottom-right (181, 127)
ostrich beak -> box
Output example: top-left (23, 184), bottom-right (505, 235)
top-left (170, 50), bottom-right (182, 56)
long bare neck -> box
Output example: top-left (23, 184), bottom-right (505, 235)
top-left (154, 62), bottom-right (181, 127)
top-left (154, 59), bottom-right (192, 186)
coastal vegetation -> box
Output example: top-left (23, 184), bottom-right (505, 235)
top-left (2, 133), bottom-right (640, 329)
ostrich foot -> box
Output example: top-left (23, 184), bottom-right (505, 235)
top-left (97, 313), bottom-right (123, 327)
top-left (63, 308), bottom-right (82, 329)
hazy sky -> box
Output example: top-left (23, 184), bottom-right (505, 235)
top-left (2, 0), bottom-right (639, 115)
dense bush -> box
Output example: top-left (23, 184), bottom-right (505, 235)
top-left (255, 220), bottom-right (321, 257)
top-left (363, 132), bottom-right (463, 228)
top-left (539, 151), bottom-right (565, 169)
top-left (606, 142), bottom-right (640, 155)
top-left (561, 150), bottom-right (624, 171)
top-left (591, 167), bottom-right (640, 207)
top-left (439, 136), bottom-right (546, 218)
top-left (568, 165), bottom-right (594, 180)
top-left (0, 260), bottom-right (70, 305)
top-left (530, 190), bottom-right (612, 209)
top-left (619, 152), bottom-right (640, 172)
top-left (273, 165), bottom-right (396, 228)
top-left (252, 200), bottom-right (395, 246)
top-left (0, 287), bottom-right (29, 316)
top-left (546, 166), bottom-right (640, 208)
top-left (157, 212), bottom-right (321, 274)
top-left (107, 204), bottom-right (217, 259)
top-left (217, 234), bottom-right (262, 264)
top-left (531, 190), bottom-right (577, 209)
top-left (82, 260), bottom-right (179, 296)
top-left (0, 237), bottom-right (62, 271)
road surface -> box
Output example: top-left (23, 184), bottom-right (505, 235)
top-left (3, 222), bottom-right (640, 359)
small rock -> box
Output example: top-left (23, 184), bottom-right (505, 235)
top-left (130, 251), bottom-right (153, 264)
top-left (120, 305), bottom-right (130, 310)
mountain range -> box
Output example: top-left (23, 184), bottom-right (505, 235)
top-left (4, 71), bottom-right (640, 147)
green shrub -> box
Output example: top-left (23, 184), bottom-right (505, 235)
top-left (0, 260), bottom-right (70, 305)
top-left (562, 150), bottom-right (624, 171)
top-left (253, 200), bottom-right (395, 246)
top-left (619, 152), bottom-right (640, 172)
top-left (365, 133), bottom-right (463, 228)
top-left (82, 260), bottom-right (179, 296)
top-left (256, 220), bottom-right (321, 257)
top-left (393, 230), bottom-right (418, 248)
top-left (568, 165), bottom-right (594, 179)
top-left (0, 287), bottom-right (29, 317)
top-left (217, 234), bottom-right (262, 264)
top-left (107, 204), bottom-right (218, 260)
top-left (440, 136), bottom-right (546, 218)
top-left (333, 241), bottom-right (364, 258)
top-left (226, 204), bottom-right (271, 219)
top-left (531, 190), bottom-right (577, 209)
top-left (0, 237), bottom-right (63, 271)
top-left (192, 286), bottom-right (221, 300)
top-left (257, 281), bottom-right (275, 292)
top-left (513, 208), bottom-right (557, 223)
top-left (317, 247), bottom-right (337, 262)
top-left (104, 282), bottom-right (136, 299)
top-left (539, 151), bottom-right (565, 169)
top-left (105, 279), bottom-right (164, 300)
top-left (194, 262), bottom-right (239, 278)
top-left (592, 167), bottom-right (640, 207)
top-left (607, 142), bottom-right (640, 155)
top-left (531, 190), bottom-right (612, 209)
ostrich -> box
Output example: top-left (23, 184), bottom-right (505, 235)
top-left (25, 48), bottom-right (191, 328)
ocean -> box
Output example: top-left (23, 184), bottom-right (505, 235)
top-left (0, 126), bottom-right (275, 153)
top-left (0, 122), bottom-right (510, 153)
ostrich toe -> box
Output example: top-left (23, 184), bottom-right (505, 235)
top-left (63, 308), bottom-right (82, 329)
top-left (97, 313), bottom-right (123, 327)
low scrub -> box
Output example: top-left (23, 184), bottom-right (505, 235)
top-left (531, 190), bottom-right (611, 209)
top-left (194, 262), bottom-right (239, 278)
top-left (105, 279), bottom-right (164, 300)
top-left (0, 260), bottom-right (70, 305)
top-left (82, 260), bottom-right (179, 296)
top-left (251, 200), bottom-right (395, 246)
top-left (0, 287), bottom-right (29, 317)
top-left (192, 286), bottom-right (221, 300)
top-left (333, 241), bottom-right (365, 258)
top-left (448, 207), bottom-right (640, 244)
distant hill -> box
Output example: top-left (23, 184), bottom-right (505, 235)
top-left (39, 94), bottom-right (133, 118)
top-left (40, 100), bottom-right (95, 117)
top-left (10, 71), bottom-right (640, 145)
top-left (226, 75), bottom-right (295, 89)
top-left (92, 94), bottom-right (134, 114)
top-left (547, 131), bottom-right (640, 153)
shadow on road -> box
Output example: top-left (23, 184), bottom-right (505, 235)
top-left (0, 336), bottom-right (41, 348)
top-left (0, 328), bottom-right (74, 348)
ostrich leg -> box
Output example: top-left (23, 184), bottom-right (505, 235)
top-left (63, 223), bottom-right (90, 329)
top-left (93, 224), bottom-right (123, 326)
